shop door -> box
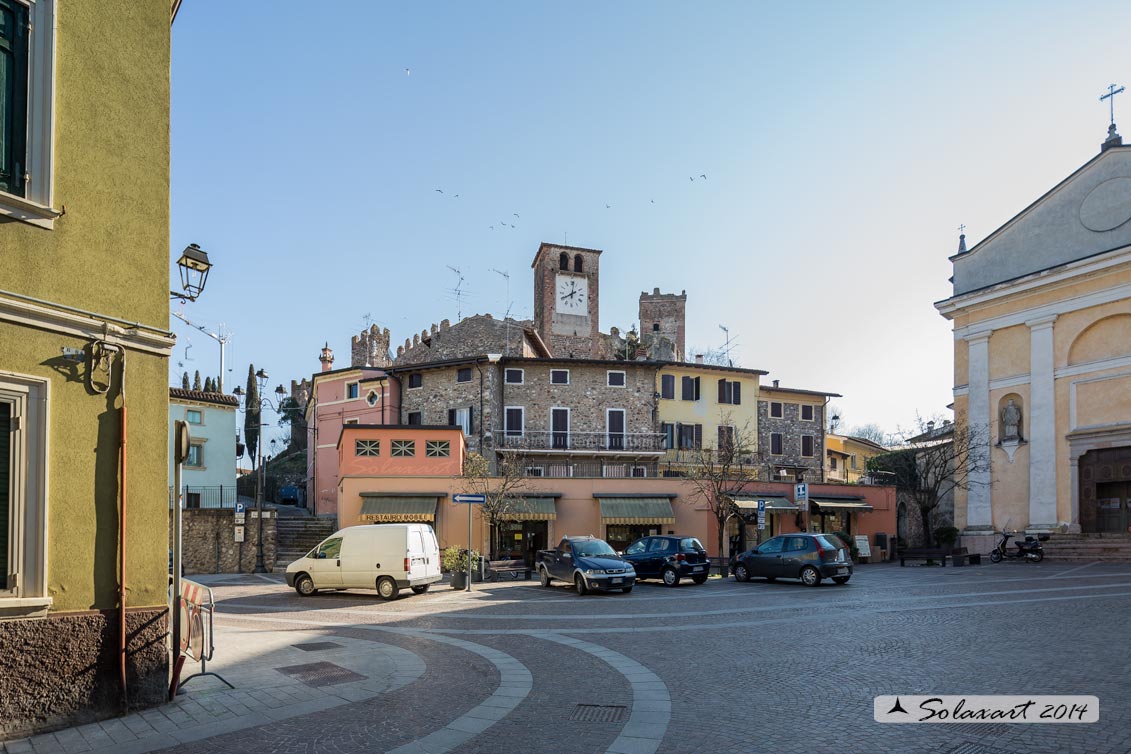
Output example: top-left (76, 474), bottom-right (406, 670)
top-left (1096, 482), bottom-right (1131, 533)
top-left (523, 521), bottom-right (548, 567)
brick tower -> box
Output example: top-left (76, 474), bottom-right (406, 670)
top-left (532, 242), bottom-right (603, 358)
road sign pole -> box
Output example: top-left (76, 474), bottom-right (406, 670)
top-left (466, 501), bottom-right (472, 593)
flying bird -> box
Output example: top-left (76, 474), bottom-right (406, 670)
top-left (453, 194), bottom-right (460, 198)
top-left (605, 204), bottom-right (611, 209)
top-left (689, 176), bottom-right (694, 182)
top-left (509, 224), bottom-right (515, 229)
top-left (700, 174), bottom-right (707, 180)
top-left (405, 68), bottom-right (411, 76)
top-left (513, 213), bottom-right (520, 218)
top-left (435, 189), bottom-right (443, 194)
top-left (489, 225), bottom-right (494, 230)
top-left (650, 199), bottom-right (655, 204)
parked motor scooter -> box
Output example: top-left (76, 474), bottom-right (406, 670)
top-left (988, 530), bottom-right (1048, 563)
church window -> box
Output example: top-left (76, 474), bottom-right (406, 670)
top-left (573, 254), bottom-right (584, 272)
top-left (559, 252), bottom-right (569, 270)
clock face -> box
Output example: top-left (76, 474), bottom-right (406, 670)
top-left (555, 273), bottom-right (588, 314)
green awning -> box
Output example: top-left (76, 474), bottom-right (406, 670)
top-left (598, 497), bottom-right (676, 524)
top-left (733, 496), bottom-right (798, 512)
top-left (359, 496), bottom-right (438, 522)
top-left (500, 497), bottom-right (557, 521)
top-left (811, 498), bottom-right (873, 512)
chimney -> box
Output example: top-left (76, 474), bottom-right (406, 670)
top-left (772, 379), bottom-right (779, 388)
top-left (695, 354), bottom-right (704, 364)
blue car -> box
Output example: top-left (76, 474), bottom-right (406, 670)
top-left (622, 535), bottom-right (711, 586)
top-left (537, 536), bottom-right (636, 594)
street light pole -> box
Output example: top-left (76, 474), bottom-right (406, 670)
top-left (234, 369), bottom-right (288, 575)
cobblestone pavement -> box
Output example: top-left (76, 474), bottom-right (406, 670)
top-left (5, 562), bottom-right (1131, 754)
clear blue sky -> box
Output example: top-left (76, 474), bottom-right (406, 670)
top-left (170, 1), bottom-right (1131, 447)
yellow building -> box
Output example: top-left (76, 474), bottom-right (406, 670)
top-left (937, 128), bottom-right (1131, 550)
top-left (825, 434), bottom-right (887, 484)
top-left (655, 362), bottom-right (766, 470)
top-left (0, 1), bottom-right (179, 736)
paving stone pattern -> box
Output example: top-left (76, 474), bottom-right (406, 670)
top-left (4, 564), bottom-right (1131, 754)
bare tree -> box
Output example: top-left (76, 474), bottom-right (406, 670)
top-left (461, 451), bottom-right (531, 559)
top-left (849, 422), bottom-right (889, 446)
top-left (685, 346), bottom-right (735, 367)
top-left (868, 418), bottom-right (990, 546)
top-left (681, 417), bottom-right (760, 574)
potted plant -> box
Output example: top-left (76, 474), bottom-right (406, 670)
top-left (442, 546), bottom-right (480, 589)
top-left (934, 526), bottom-right (960, 553)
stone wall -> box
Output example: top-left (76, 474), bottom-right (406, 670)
top-left (0, 608), bottom-right (168, 739)
top-left (397, 363), bottom-right (497, 456)
top-left (532, 244), bottom-right (604, 358)
top-left (394, 315), bottom-right (533, 366)
top-left (175, 509), bottom-right (277, 574)
top-left (757, 400), bottom-right (825, 481)
top-left (638, 288), bottom-right (687, 361)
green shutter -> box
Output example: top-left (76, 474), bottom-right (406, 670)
top-left (0, 0), bottom-right (28, 196)
top-left (0, 403), bottom-right (9, 590)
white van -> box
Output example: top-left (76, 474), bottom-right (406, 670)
top-left (285, 524), bottom-right (442, 600)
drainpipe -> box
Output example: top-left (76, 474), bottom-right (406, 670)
top-left (118, 351), bottom-right (128, 711)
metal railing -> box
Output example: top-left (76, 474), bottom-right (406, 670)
top-left (168, 486), bottom-right (240, 509)
top-left (494, 430), bottom-right (666, 453)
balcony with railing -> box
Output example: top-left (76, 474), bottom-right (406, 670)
top-left (493, 430), bottom-right (666, 454)
top-left (168, 485), bottom-right (240, 509)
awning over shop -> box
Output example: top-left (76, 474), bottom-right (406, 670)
top-left (733, 496), bottom-right (798, 512)
top-left (810, 497), bottom-right (873, 512)
top-left (500, 497), bottom-right (557, 521)
top-left (597, 497), bottom-right (676, 525)
top-left (359, 495), bottom-right (439, 522)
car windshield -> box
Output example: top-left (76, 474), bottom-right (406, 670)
top-left (573, 540), bottom-right (617, 557)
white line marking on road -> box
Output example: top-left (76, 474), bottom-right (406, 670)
top-left (539, 634), bottom-right (670, 754)
top-left (1043, 561), bottom-right (1098, 579)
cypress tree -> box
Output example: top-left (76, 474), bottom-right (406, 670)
top-left (193, 370), bottom-right (202, 391)
top-left (204, 377), bottom-right (214, 393)
top-left (244, 364), bottom-right (261, 463)
top-left (181, 372), bottom-right (190, 389)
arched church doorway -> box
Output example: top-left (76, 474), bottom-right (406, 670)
top-left (1078, 447), bottom-right (1131, 533)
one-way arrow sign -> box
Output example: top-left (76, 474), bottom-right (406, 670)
top-left (452, 493), bottom-right (486, 504)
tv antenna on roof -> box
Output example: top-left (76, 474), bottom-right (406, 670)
top-left (447, 265), bottom-right (466, 321)
top-left (172, 310), bottom-right (233, 391)
top-left (719, 324), bottom-right (737, 367)
top-left (491, 268), bottom-right (513, 355)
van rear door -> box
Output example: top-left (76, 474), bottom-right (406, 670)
top-left (407, 528), bottom-right (429, 582)
top-left (423, 527), bottom-right (441, 579)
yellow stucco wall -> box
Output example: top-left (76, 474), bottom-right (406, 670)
top-left (656, 365), bottom-right (760, 448)
top-left (988, 325), bottom-right (1028, 381)
top-left (0, 2), bottom-right (171, 613)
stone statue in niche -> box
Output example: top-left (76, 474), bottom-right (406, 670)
top-left (1001, 398), bottom-right (1023, 441)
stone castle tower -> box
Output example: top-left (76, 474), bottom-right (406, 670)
top-left (638, 288), bottom-right (686, 361)
top-left (351, 324), bottom-right (392, 367)
top-left (532, 242), bottom-right (604, 358)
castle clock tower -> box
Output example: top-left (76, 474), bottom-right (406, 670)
top-left (532, 243), bottom-right (603, 358)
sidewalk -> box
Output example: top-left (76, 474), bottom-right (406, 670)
top-left (1, 575), bottom-right (425, 754)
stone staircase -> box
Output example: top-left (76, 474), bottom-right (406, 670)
top-left (275, 516), bottom-right (338, 568)
top-left (1040, 533), bottom-right (1131, 562)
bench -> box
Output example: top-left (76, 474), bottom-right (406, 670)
top-left (487, 559), bottom-right (531, 581)
top-left (899, 548), bottom-right (949, 567)
top-left (951, 547), bottom-right (982, 566)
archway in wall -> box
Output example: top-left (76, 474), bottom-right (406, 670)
top-left (1078, 447), bottom-right (1131, 533)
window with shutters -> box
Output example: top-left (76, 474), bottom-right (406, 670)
top-left (717, 425), bottom-right (735, 457)
top-left (426, 440), bottom-right (450, 458)
top-left (0, 375), bottom-right (48, 605)
top-left (770, 402), bottom-right (783, 418)
top-left (391, 440), bottom-right (415, 458)
top-left (355, 439), bottom-right (380, 457)
top-left (407, 411), bottom-right (422, 426)
top-left (448, 407), bottom-right (473, 435)
top-left (681, 375), bottom-right (701, 401)
top-left (829, 456), bottom-right (838, 471)
top-left (550, 369), bottom-right (569, 385)
top-left (660, 374), bottom-right (675, 399)
top-left (770, 433), bottom-right (783, 455)
top-left (186, 443), bottom-right (203, 468)
top-left (661, 422), bottom-right (675, 450)
top-left (504, 368), bottom-right (524, 385)
top-left (678, 423), bottom-right (702, 450)
top-left (801, 435), bottom-right (814, 457)
top-left (504, 407), bottom-right (524, 437)
top-left (717, 379), bottom-right (741, 405)
top-left (607, 370), bottom-right (626, 387)
top-left (346, 382), bottom-right (359, 399)
top-left (801, 404), bottom-right (814, 421)
top-left (0, 0), bottom-right (56, 228)
top-left (456, 368), bottom-right (472, 383)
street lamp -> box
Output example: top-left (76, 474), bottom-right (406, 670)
top-left (233, 371), bottom-right (289, 573)
top-left (171, 243), bottom-right (212, 302)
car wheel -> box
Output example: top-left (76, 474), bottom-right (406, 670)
top-left (411, 584), bottom-right (430, 594)
top-left (800, 566), bottom-right (821, 587)
top-left (295, 574), bottom-right (317, 596)
top-left (622, 585), bottom-right (633, 593)
top-left (733, 564), bottom-right (749, 582)
top-left (539, 567), bottom-right (552, 587)
top-left (832, 576), bottom-right (850, 585)
top-left (692, 575), bottom-right (708, 585)
top-left (574, 573), bottom-right (588, 595)
top-left (662, 567), bottom-right (680, 587)
top-left (377, 576), bottom-right (399, 600)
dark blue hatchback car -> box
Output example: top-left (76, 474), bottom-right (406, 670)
top-left (622, 535), bottom-right (711, 586)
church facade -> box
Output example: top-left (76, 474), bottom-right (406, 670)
top-left (937, 132), bottom-right (1131, 547)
